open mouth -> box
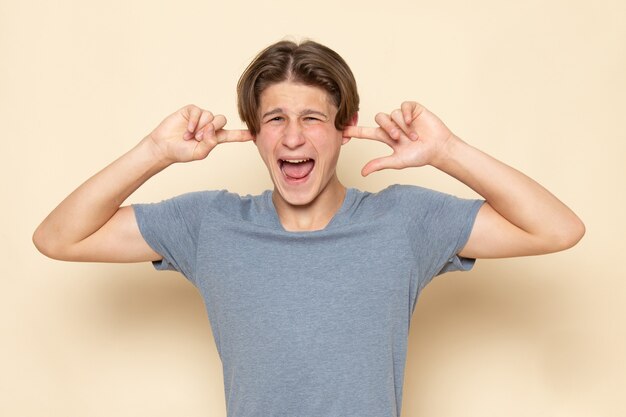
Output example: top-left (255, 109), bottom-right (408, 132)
top-left (279, 158), bottom-right (315, 181)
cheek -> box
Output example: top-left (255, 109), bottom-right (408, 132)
top-left (303, 122), bottom-right (335, 136)
top-left (254, 134), bottom-right (275, 164)
top-left (255, 126), bottom-right (281, 145)
top-left (310, 127), bottom-right (343, 150)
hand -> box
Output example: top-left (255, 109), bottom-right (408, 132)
top-left (147, 104), bottom-right (253, 164)
top-left (343, 101), bottom-right (455, 176)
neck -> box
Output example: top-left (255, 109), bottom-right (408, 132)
top-left (272, 176), bottom-right (346, 232)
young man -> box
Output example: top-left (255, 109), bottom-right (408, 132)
top-left (33, 40), bottom-right (584, 416)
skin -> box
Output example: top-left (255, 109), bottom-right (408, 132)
top-left (344, 102), bottom-right (586, 258)
top-left (33, 83), bottom-right (585, 262)
top-left (32, 107), bottom-right (252, 262)
top-left (254, 82), bottom-right (356, 231)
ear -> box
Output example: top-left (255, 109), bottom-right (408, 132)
top-left (341, 113), bottom-right (359, 145)
top-left (251, 127), bottom-right (257, 144)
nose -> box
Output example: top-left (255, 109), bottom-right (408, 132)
top-left (281, 120), bottom-right (306, 149)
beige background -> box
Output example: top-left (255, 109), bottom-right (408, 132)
top-left (2, 0), bottom-right (625, 416)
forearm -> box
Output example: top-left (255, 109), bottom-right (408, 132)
top-left (434, 135), bottom-right (585, 254)
top-left (349, 100), bottom-right (584, 257)
top-left (33, 136), bottom-right (170, 256)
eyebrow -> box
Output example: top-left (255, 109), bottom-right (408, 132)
top-left (261, 108), bottom-right (329, 120)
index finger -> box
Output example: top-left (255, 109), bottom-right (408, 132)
top-left (343, 125), bottom-right (392, 144)
top-left (217, 129), bottom-right (254, 143)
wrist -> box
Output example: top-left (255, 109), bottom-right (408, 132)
top-left (430, 134), bottom-right (467, 172)
top-left (138, 135), bottom-right (176, 170)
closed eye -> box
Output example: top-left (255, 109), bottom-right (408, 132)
top-left (265, 116), bottom-right (284, 123)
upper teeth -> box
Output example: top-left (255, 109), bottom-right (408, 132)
top-left (283, 159), bottom-right (310, 163)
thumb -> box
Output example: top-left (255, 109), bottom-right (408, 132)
top-left (361, 155), bottom-right (397, 177)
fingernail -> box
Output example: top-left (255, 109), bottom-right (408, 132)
top-left (195, 130), bottom-right (203, 140)
top-left (410, 132), bottom-right (419, 141)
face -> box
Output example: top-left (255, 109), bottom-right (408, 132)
top-left (255, 81), bottom-right (351, 207)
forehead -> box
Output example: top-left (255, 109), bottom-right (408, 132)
top-left (259, 81), bottom-right (336, 113)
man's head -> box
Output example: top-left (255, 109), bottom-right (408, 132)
top-left (237, 39), bottom-right (359, 211)
top-left (237, 39), bottom-right (359, 136)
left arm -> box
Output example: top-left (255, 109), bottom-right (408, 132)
top-left (430, 134), bottom-right (585, 258)
top-left (343, 101), bottom-right (585, 258)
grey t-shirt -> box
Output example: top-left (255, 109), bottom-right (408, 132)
top-left (133, 184), bottom-right (483, 417)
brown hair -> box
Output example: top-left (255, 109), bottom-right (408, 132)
top-left (237, 39), bottom-right (359, 135)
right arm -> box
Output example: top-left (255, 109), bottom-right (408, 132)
top-left (32, 105), bottom-right (252, 262)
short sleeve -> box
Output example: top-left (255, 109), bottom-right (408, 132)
top-left (392, 185), bottom-right (484, 289)
top-left (133, 191), bottom-right (213, 280)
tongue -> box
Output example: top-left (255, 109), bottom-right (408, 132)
top-left (282, 160), bottom-right (315, 179)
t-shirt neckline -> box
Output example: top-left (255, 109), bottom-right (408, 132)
top-left (263, 188), bottom-right (357, 233)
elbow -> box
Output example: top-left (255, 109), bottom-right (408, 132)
top-left (548, 215), bottom-right (586, 253)
top-left (32, 224), bottom-right (54, 259)
top-left (32, 224), bottom-right (67, 260)
top-left (566, 216), bottom-right (586, 248)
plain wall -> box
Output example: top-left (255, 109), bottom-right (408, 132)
top-left (2, 0), bottom-right (625, 415)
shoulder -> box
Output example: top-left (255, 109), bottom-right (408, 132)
top-left (166, 189), bottom-right (274, 225)
top-left (134, 189), bottom-right (266, 222)
top-left (147, 189), bottom-right (258, 209)
top-left (362, 184), bottom-right (450, 210)
top-left (353, 184), bottom-right (482, 224)
top-left (344, 185), bottom-right (437, 223)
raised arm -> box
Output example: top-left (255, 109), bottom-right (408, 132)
top-left (33, 105), bottom-right (252, 262)
top-left (343, 101), bottom-right (585, 259)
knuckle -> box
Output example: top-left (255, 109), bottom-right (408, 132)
top-left (374, 112), bottom-right (388, 123)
